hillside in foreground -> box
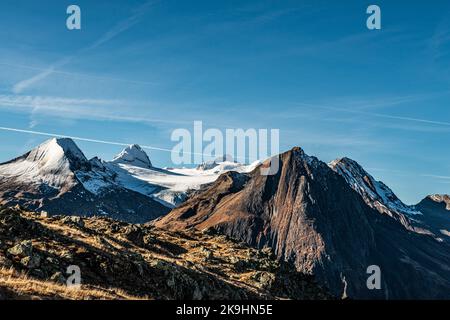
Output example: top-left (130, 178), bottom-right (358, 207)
top-left (0, 206), bottom-right (330, 300)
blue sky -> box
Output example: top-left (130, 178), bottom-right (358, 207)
top-left (0, 0), bottom-right (450, 204)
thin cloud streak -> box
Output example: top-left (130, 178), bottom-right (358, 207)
top-left (368, 168), bottom-right (450, 183)
top-left (86, 1), bottom-right (158, 51)
top-left (0, 94), bottom-right (285, 129)
top-left (0, 62), bottom-right (157, 86)
top-left (12, 1), bottom-right (158, 93)
top-left (295, 102), bottom-right (450, 128)
top-left (0, 94), bottom-right (194, 126)
top-left (13, 56), bottom-right (73, 94)
top-left (0, 126), bottom-right (176, 154)
top-left (0, 126), bottom-right (253, 162)
top-left (421, 174), bottom-right (450, 180)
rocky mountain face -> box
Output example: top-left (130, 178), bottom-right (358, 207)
top-left (415, 194), bottom-right (450, 241)
top-left (329, 158), bottom-right (427, 234)
top-left (329, 157), bottom-right (420, 218)
top-left (155, 147), bottom-right (450, 299)
top-left (329, 158), bottom-right (449, 242)
top-left (423, 194), bottom-right (450, 210)
top-left (0, 138), bottom-right (169, 223)
top-left (0, 207), bottom-right (330, 300)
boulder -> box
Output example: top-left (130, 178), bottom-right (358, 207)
top-left (8, 240), bottom-right (33, 257)
top-left (20, 254), bottom-right (41, 269)
top-left (50, 272), bottom-right (67, 284)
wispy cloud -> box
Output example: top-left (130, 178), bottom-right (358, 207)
top-left (325, 93), bottom-right (445, 110)
top-left (420, 174), bottom-right (450, 185)
top-left (12, 57), bottom-right (72, 93)
top-left (368, 168), bottom-right (450, 183)
top-left (294, 100), bottom-right (450, 128)
top-left (12, 1), bottom-right (158, 94)
top-left (0, 62), bottom-right (157, 86)
top-left (87, 1), bottom-right (158, 51)
top-left (421, 174), bottom-right (450, 180)
top-left (429, 14), bottom-right (450, 62)
top-left (204, 4), bottom-right (306, 33)
top-left (0, 94), bottom-right (193, 126)
top-left (1, 94), bottom-right (299, 130)
top-left (0, 94), bottom-right (119, 109)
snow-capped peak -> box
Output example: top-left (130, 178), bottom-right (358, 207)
top-left (112, 144), bottom-right (152, 169)
top-left (329, 157), bottom-right (421, 217)
top-left (52, 138), bottom-right (86, 158)
top-left (23, 138), bottom-right (88, 171)
top-left (0, 138), bottom-right (89, 189)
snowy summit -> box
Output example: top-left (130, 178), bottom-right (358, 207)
top-left (112, 144), bottom-right (152, 169)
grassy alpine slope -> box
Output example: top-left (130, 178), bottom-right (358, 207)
top-left (0, 206), bottom-right (330, 300)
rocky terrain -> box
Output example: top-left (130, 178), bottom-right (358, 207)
top-left (329, 158), bottom-right (449, 242)
top-left (1, 139), bottom-right (449, 300)
top-left (155, 147), bottom-right (450, 299)
top-left (0, 206), bottom-right (330, 300)
top-left (415, 195), bottom-right (450, 241)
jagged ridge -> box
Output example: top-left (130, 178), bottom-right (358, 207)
top-left (156, 147), bottom-right (450, 299)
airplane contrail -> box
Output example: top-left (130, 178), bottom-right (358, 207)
top-left (0, 125), bottom-right (260, 162)
top-left (0, 126), bottom-right (176, 153)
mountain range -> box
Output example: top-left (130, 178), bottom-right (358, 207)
top-left (155, 148), bottom-right (450, 299)
top-left (0, 138), bottom-right (255, 222)
top-left (0, 138), bottom-right (449, 299)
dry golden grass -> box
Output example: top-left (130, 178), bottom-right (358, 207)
top-left (0, 267), bottom-right (146, 300)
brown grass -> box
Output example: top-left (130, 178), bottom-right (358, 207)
top-left (0, 267), bottom-right (146, 300)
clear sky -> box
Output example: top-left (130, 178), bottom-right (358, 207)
top-left (0, 0), bottom-right (449, 204)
